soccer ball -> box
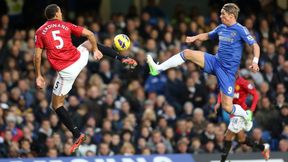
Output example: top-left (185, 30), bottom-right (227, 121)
top-left (113, 34), bottom-right (131, 51)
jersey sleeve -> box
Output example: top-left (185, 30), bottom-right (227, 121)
top-left (241, 79), bottom-right (259, 111)
top-left (239, 26), bottom-right (256, 45)
top-left (208, 25), bottom-right (221, 40)
top-left (34, 32), bottom-right (44, 49)
top-left (67, 22), bottom-right (84, 37)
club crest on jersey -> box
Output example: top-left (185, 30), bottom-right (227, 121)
top-left (235, 85), bottom-right (240, 91)
top-left (230, 31), bottom-right (237, 37)
top-left (247, 83), bottom-right (253, 89)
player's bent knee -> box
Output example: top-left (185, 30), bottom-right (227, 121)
top-left (81, 41), bottom-right (92, 51)
top-left (182, 49), bottom-right (194, 59)
top-left (222, 102), bottom-right (233, 113)
top-left (182, 49), bottom-right (205, 68)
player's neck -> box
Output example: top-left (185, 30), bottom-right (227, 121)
top-left (48, 18), bottom-right (61, 21)
top-left (226, 21), bottom-right (237, 26)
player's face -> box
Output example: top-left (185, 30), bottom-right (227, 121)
top-left (220, 9), bottom-right (234, 26)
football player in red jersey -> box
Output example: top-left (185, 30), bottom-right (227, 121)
top-left (34, 4), bottom-right (136, 153)
top-left (215, 73), bottom-right (259, 113)
top-left (215, 74), bottom-right (270, 161)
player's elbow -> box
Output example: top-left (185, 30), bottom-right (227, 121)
top-left (82, 28), bottom-right (94, 38)
top-left (252, 43), bottom-right (260, 51)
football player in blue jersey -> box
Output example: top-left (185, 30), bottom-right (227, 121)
top-left (147, 3), bottom-right (259, 127)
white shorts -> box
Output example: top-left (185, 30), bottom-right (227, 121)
top-left (228, 116), bottom-right (246, 133)
top-left (53, 45), bottom-right (89, 96)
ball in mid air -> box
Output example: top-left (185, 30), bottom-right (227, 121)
top-left (113, 34), bottom-right (131, 51)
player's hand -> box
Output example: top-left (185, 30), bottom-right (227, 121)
top-left (214, 103), bottom-right (220, 113)
top-left (249, 63), bottom-right (259, 73)
top-left (93, 50), bottom-right (103, 60)
top-left (185, 36), bottom-right (197, 43)
top-left (36, 76), bottom-right (46, 89)
top-left (121, 57), bottom-right (138, 69)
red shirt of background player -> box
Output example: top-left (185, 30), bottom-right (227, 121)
top-left (35, 19), bottom-right (84, 71)
top-left (216, 76), bottom-right (259, 112)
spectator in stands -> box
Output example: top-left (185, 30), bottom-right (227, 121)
top-left (120, 142), bottom-right (136, 155)
top-left (155, 142), bottom-right (167, 154)
top-left (192, 108), bottom-right (207, 135)
top-left (163, 127), bottom-right (176, 147)
top-left (4, 114), bottom-right (23, 142)
top-left (97, 142), bottom-right (114, 156)
top-left (147, 130), bottom-right (173, 153)
top-left (280, 105), bottom-right (288, 125)
top-left (278, 61), bottom-right (288, 90)
top-left (189, 137), bottom-right (204, 154)
top-left (278, 139), bottom-right (288, 152)
top-left (176, 138), bottom-right (189, 153)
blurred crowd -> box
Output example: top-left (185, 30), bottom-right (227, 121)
top-left (0, 0), bottom-right (288, 158)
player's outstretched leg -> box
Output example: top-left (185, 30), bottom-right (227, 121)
top-left (147, 55), bottom-right (161, 76)
top-left (146, 49), bottom-right (205, 76)
top-left (147, 52), bottom-right (185, 76)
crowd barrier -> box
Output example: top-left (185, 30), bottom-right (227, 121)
top-left (193, 152), bottom-right (287, 162)
top-left (0, 154), bottom-right (194, 162)
top-left (0, 152), bottom-right (287, 162)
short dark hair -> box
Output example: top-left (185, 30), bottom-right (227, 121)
top-left (45, 4), bottom-right (59, 20)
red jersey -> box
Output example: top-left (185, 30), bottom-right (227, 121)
top-left (217, 77), bottom-right (259, 111)
top-left (35, 19), bottom-right (84, 71)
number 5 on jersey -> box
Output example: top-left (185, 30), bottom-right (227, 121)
top-left (52, 30), bottom-right (64, 49)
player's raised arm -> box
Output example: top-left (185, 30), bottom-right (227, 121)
top-left (239, 25), bottom-right (260, 73)
top-left (186, 24), bottom-right (222, 43)
top-left (82, 28), bottom-right (137, 68)
top-left (186, 33), bottom-right (209, 43)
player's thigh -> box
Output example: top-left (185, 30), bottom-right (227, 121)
top-left (224, 129), bottom-right (235, 141)
top-left (52, 46), bottom-right (89, 95)
top-left (202, 52), bottom-right (217, 74)
top-left (216, 66), bottom-right (236, 98)
top-left (76, 44), bottom-right (90, 69)
top-left (237, 131), bottom-right (246, 143)
top-left (52, 73), bottom-right (76, 97)
top-left (183, 49), bottom-right (205, 68)
top-left (80, 40), bottom-right (92, 51)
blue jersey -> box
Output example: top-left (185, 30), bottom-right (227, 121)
top-left (208, 23), bottom-right (255, 74)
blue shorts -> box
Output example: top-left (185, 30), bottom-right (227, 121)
top-left (203, 53), bottom-right (236, 97)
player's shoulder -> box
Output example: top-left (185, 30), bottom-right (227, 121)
top-left (235, 23), bottom-right (244, 28)
top-left (234, 23), bottom-right (249, 33)
top-left (63, 21), bottom-right (79, 30)
top-left (216, 24), bottom-right (226, 29)
top-left (238, 77), bottom-right (254, 88)
top-left (237, 76), bottom-right (249, 83)
top-left (35, 22), bottom-right (48, 34)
